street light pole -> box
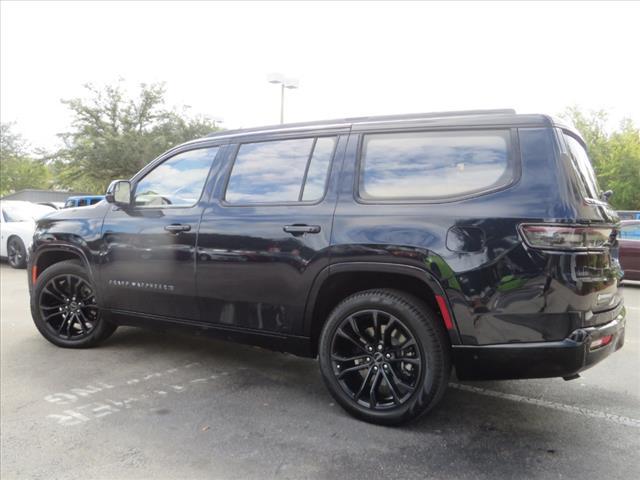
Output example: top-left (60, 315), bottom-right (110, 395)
top-left (268, 73), bottom-right (299, 124)
top-left (280, 82), bottom-right (285, 125)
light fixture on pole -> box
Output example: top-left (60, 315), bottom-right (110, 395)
top-left (268, 73), bottom-right (299, 124)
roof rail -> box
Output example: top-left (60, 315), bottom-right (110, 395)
top-left (205, 108), bottom-right (517, 138)
top-left (344, 109), bottom-right (516, 123)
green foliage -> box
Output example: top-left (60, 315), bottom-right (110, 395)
top-left (0, 123), bottom-right (50, 196)
top-left (52, 82), bottom-right (221, 193)
top-left (561, 107), bottom-right (640, 210)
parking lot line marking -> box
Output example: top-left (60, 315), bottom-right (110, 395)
top-left (450, 383), bottom-right (640, 428)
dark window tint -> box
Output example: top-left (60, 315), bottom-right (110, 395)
top-left (302, 137), bottom-right (336, 201)
top-left (134, 147), bottom-right (219, 207)
top-left (360, 130), bottom-right (512, 200)
top-left (226, 137), bottom-right (335, 204)
top-left (564, 133), bottom-right (600, 200)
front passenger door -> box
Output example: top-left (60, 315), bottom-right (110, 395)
top-left (100, 145), bottom-right (221, 321)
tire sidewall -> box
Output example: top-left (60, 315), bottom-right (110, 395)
top-left (31, 261), bottom-right (113, 348)
top-left (319, 290), bottom-right (448, 425)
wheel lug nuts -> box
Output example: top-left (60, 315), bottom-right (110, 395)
top-left (373, 366), bottom-right (378, 371)
top-left (377, 344), bottom-right (383, 351)
top-left (367, 346), bottom-right (373, 352)
top-left (385, 353), bottom-right (391, 359)
top-left (366, 357), bottom-right (371, 362)
top-left (383, 364), bottom-right (389, 369)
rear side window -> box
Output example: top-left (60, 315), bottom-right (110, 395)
top-left (359, 130), bottom-right (513, 200)
top-left (563, 133), bottom-right (600, 200)
top-left (225, 136), bottom-right (336, 204)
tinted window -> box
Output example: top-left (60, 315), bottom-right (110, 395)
top-left (134, 147), bottom-right (219, 207)
top-left (620, 224), bottom-right (640, 240)
top-left (360, 130), bottom-right (512, 200)
top-left (564, 133), bottom-right (600, 200)
top-left (225, 137), bottom-right (335, 204)
top-left (302, 137), bottom-right (336, 201)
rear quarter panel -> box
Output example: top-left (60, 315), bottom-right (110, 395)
top-left (331, 127), bottom-right (621, 346)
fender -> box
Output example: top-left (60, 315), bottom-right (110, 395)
top-left (29, 243), bottom-right (95, 291)
top-left (303, 261), bottom-right (462, 344)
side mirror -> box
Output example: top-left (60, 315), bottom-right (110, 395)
top-left (105, 180), bottom-right (132, 207)
top-left (602, 190), bottom-right (613, 202)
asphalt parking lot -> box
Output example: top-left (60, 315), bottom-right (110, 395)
top-left (1, 263), bottom-right (639, 479)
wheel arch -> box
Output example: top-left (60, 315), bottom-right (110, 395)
top-left (31, 245), bottom-right (94, 288)
top-left (304, 262), bottom-right (461, 356)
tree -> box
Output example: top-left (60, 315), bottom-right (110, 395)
top-left (561, 107), bottom-right (640, 210)
top-left (52, 82), bottom-right (221, 193)
top-left (0, 123), bottom-right (50, 196)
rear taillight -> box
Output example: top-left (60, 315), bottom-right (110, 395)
top-left (520, 224), bottom-right (614, 251)
top-left (590, 335), bottom-right (613, 350)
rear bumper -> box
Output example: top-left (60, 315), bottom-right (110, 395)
top-left (453, 307), bottom-right (626, 381)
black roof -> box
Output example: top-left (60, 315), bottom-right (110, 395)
top-left (199, 109), bottom-right (581, 141)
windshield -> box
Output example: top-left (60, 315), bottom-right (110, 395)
top-left (563, 132), bottom-right (601, 200)
top-left (2, 202), bottom-right (55, 222)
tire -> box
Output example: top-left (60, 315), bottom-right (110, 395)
top-left (318, 289), bottom-right (451, 426)
top-left (7, 236), bottom-right (27, 269)
top-left (30, 260), bottom-right (117, 348)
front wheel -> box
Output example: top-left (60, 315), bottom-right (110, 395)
top-left (31, 260), bottom-right (117, 348)
top-left (7, 237), bottom-right (27, 269)
top-left (319, 289), bottom-right (451, 425)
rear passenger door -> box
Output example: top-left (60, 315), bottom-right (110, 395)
top-left (196, 131), bottom-right (348, 335)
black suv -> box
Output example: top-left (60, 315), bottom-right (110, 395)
top-left (28, 110), bottom-right (626, 425)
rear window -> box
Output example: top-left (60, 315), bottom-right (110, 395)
top-left (359, 130), bottom-right (513, 200)
top-left (563, 133), bottom-right (601, 200)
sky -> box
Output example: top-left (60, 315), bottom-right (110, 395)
top-left (1, 1), bottom-right (639, 151)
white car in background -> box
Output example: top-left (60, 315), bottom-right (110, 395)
top-left (0, 201), bottom-right (55, 269)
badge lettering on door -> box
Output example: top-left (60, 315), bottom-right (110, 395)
top-left (108, 279), bottom-right (175, 292)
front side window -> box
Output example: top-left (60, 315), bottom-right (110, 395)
top-left (225, 136), bottom-right (336, 204)
top-left (564, 133), bottom-right (601, 200)
top-left (359, 130), bottom-right (512, 200)
top-left (134, 146), bottom-right (219, 207)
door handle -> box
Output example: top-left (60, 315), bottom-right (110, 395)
top-left (283, 224), bottom-right (321, 236)
top-left (164, 224), bottom-right (191, 234)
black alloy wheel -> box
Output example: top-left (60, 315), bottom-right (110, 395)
top-left (39, 273), bottom-right (99, 340)
top-left (319, 289), bottom-right (451, 425)
top-left (330, 309), bottom-right (422, 409)
top-left (7, 237), bottom-right (26, 269)
top-left (31, 260), bottom-right (117, 348)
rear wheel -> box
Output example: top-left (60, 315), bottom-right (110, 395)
top-left (31, 260), bottom-right (117, 348)
top-left (7, 237), bottom-right (27, 269)
top-left (319, 289), bottom-right (451, 425)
